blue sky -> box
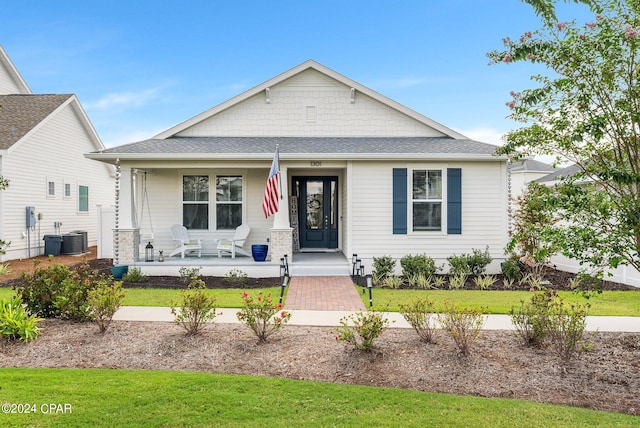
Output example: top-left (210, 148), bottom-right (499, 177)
top-left (1, 1), bottom-right (594, 148)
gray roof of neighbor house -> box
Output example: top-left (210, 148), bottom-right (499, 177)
top-left (88, 136), bottom-right (501, 162)
top-left (509, 158), bottom-right (556, 173)
top-left (536, 164), bottom-right (582, 183)
top-left (0, 94), bottom-right (72, 149)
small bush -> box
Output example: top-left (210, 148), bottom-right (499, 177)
top-left (0, 263), bottom-right (10, 276)
top-left (15, 261), bottom-right (99, 320)
top-left (88, 280), bottom-right (125, 333)
top-left (448, 274), bottom-right (467, 290)
top-left (432, 276), bottom-right (447, 289)
top-left (467, 247), bottom-right (492, 276)
top-left (474, 275), bottom-right (496, 290)
top-left (546, 299), bottom-right (590, 362)
top-left (438, 301), bottom-right (485, 357)
top-left (381, 275), bottom-right (403, 289)
top-left (400, 254), bottom-right (439, 279)
top-left (510, 288), bottom-right (557, 347)
top-left (447, 254), bottom-right (470, 278)
top-left (171, 278), bottom-right (218, 336)
top-left (409, 273), bottom-right (433, 289)
top-left (501, 258), bottom-right (522, 283)
top-left (225, 269), bottom-right (248, 285)
top-left (179, 266), bottom-right (202, 284)
top-left (122, 267), bottom-right (148, 283)
top-left (372, 256), bottom-right (396, 281)
top-left (0, 296), bottom-right (42, 342)
top-left (400, 297), bottom-right (437, 344)
top-left (335, 311), bottom-right (390, 352)
top-left (236, 292), bottom-right (291, 343)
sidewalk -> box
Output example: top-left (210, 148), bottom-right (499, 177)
top-left (113, 306), bottom-right (640, 332)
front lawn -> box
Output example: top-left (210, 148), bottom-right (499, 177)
top-left (0, 368), bottom-right (636, 427)
top-left (365, 288), bottom-right (640, 316)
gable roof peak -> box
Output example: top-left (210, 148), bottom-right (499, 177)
top-left (154, 60), bottom-right (468, 140)
top-left (0, 45), bottom-right (32, 95)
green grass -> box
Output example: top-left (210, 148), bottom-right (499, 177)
top-left (0, 368), bottom-right (636, 427)
top-left (364, 288), bottom-right (640, 316)
top-left (0, 286), bottom-right (283, 308)
top-left (1, 285), bottom-right (638, 315)
top-left (121, 286), bottom-right (283, 307)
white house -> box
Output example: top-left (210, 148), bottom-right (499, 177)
top-left (509, 158), bottom-right (556, 197)
top-left (86, 60), bottom-right (509, 273)
top-left (0, 45), bottom-right (114, 261)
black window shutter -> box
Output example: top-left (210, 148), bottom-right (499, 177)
top-left (392, 168), bottom-right (407, 234)
top-left (447, 168), bottom-right (462, 234)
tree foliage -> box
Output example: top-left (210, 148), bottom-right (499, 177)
top-left (489, 0), bottom-right (640, 275)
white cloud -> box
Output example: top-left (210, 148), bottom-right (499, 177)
top-left (86, 88), bottom-right (161, 110)
top-left (458, 127), bottom-right (506, 146)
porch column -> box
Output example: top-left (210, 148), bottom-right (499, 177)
top-left (113, 166), bottom-right (140, 265)
top-left (270, 166), bottom-right (292, 262)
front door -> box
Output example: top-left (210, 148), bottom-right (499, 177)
top-left (296, 177), bottom-right (338, 249)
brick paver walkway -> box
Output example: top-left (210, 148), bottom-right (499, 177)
top-left (284, 276), bottom-right (366, 311)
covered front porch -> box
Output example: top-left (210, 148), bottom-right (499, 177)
top-left (128, 250), bottom-right (351, 278)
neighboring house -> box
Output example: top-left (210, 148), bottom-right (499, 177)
top-left (86, 60), bottom-right (509, 273)
top-left (509, 158), bottom-right (555, 196)
top-left (0, 45), bottom-right (114, 261)
top-left (535, 164), bottom-right (640, 287)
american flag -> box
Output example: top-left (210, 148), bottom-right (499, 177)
top-left (262, 147), bottom-right (280, 218)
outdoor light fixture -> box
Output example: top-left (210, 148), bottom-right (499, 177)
top-left (352, 254), bottom-right (357, 276)
top-left (365, 274), bottom-right (374, 308)
top-left (356, 258), bottom-right (362, 287)
top-left (158, 250), bottom-right (164, 262)
top-left (145, 242), bottom-right (154, 262)
top-left (280, 258), bottom-right (286, 282)
top-left (279, 273), bottom-right (290, 304)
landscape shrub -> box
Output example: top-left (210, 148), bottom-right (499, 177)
top-left (372, 256), bottom-right (396, 282)
top-left (447, 247), bottom-right (492, 279)
top-left (236, 292), bottom-right (290, 343)
top-left (171, 278), bottom-right (218, 336)
top-left (400, 254), bottom-right (439, 279)
top-left (399, 297), bottom-right (437, 344)
top-left (501, 258), bottom-right (522, 283)
top-left (0, 296), bottom-right (42, 342)
top-left (545, 297), bottom-right (590, 362)
top-left (179, 266), bottom-right (202, 284)
top-left (224, 268), bottom-right (248, 285)
top-left (335, 311), bottom-right (390, 352)
top-left (438, 301), bottom-right (485, 357)
top-left (381, 275), bottom-right (403, 289)
top-left (15, 261), bottom-right (99, 320)
top-left (510, 288), bottom-right (557, 347)
top-left (447, 274), bottom-right (467, 290)
top-left (408, 273), bottom-right (433, 289)
top-left (88, 280), bottom-right (126, 333)
top-left (122, 267), bottom-right (148, 283)
top-left (473, 275), bottom-right (496, 290)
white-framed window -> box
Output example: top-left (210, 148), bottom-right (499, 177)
top-left (78, 185), bottom-right (89, 212)
top-left (182, 175), bottom-right (209, 230)
top-left (215, 175), bottom-right (243, 230)
top-left (46, 178), bottom-right (56, 198)
top-left (64, 182), bottom-right (72, 199)
top-left (411, 169), bottom-right (443, 232)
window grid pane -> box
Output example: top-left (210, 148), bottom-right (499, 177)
top-left (79, 185), bottom-right (89, 212)
top-left (412, 169), bottom-right (442, 231)
top-left (182, 176), bottom-right (209, 230)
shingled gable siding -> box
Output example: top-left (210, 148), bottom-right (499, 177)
top-left (392, 167), bottom-right (461, 235)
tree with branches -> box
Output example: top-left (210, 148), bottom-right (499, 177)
top-left (489, 0), bottom-right (640, 277)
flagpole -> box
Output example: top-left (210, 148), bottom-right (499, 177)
top-left (276, 144), bottom-right (283, 200)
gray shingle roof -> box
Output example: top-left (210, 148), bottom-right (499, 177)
top-left (95, 136), bottom-right (500, 157)
top-left (509, 159), bottom-right (556, 173)
top-left (0, 94), bottom-right (72, 149)
top-left (536, 164), bottom-right (581, 182)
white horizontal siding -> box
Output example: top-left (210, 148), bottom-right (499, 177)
top-left (1, 104), bottom-right (113, 260)
top-left (348, 161), bottom-right (508, 274)
top-left (0, 60), bottom-right (23, 94)
top-left (136, 168), bottom-right (273, 258)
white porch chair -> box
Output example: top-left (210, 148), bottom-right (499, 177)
top-left (216, 224), bottom-right (251, 258)
top-left (168, 224), bottom-right (202, 258)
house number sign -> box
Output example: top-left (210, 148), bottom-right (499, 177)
top-left (310, 161), bottom-right (322, 167)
